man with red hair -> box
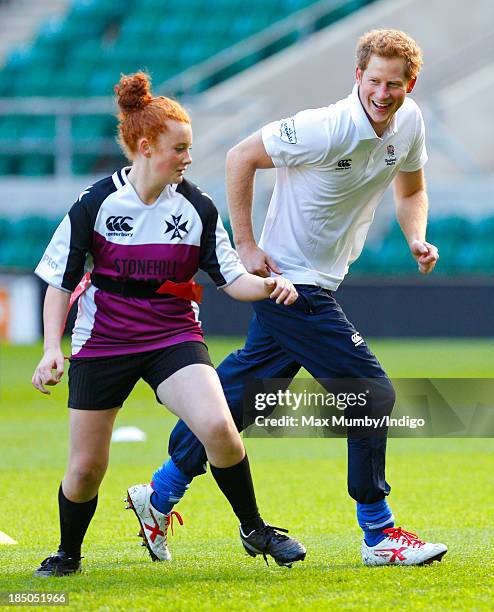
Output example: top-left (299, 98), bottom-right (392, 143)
top-left (149, 29), bottom-right (448, 566)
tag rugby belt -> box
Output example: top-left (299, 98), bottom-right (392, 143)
top-left (61, 272), bottom-right (203, 351)
top-left (90, 273), bottom-right (203, 302)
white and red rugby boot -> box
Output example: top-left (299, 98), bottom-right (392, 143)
top-left (362, 526), bottom-right (447, 566)
top-left (126, 484), bottom-right (183, 561)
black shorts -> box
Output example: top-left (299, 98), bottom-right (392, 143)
top-left (68, 341), bottom-right (213, 410)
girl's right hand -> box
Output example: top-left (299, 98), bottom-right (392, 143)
top-left (264, 276), bottom-right (298, 305)
top-left (32, 348), bottom-right (65, 395)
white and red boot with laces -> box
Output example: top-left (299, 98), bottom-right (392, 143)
top-left (362, 527), bottom-right (447, 566)
top-left (126, 484), bottom-right (183, 561)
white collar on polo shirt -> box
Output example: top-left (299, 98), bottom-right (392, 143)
top-left (349, 84), bottom-right (398, 141)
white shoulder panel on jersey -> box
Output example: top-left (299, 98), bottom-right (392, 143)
top-left (71, 286), bottom-right (98, 355)
top-left (34, 214), bottom-right (72, 292)
top-left (211, 215), bottom-right (246, 287)
top-left (78, 185), bottom-right (93, 202)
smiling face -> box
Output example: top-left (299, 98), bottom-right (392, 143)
top-left (356, 54), bottom-right (415, 137)
top-left (148, 120), bottom-right (193, 185)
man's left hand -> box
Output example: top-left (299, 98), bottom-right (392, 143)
top-left (410, 239), bottom-right (439, 274)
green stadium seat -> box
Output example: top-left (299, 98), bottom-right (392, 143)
top-left (0, 217), bottom-right (10, 237)
top-left (0, 157), bottom-right (14, 175)
top-left (36, 18), bottom-right (67, 46)
top-left (72, 154), bottom-right (96, 174)
top-left (22, 117), bottom-right (56, 139)
top-left (87, 68), bottom-right (120, 95)
top-left (17, 155), bottom-right (53, 176)
top-left (4, 45), bottom-right (34, 72)
top-left (154, 17), bottom-right (189, 37)
top-left (0, 216), bottom-right (55, 268)
top-left (0, 71), bottom-right (15, 96)
top-left (0, 242), bottom-right (19, 268)
top-left (438, 217), bottom-right (473, 240)
top-left (29, 44), bottom-right (61, 67)
top-left (139, 0), bottom-right (169, 9)
top-left (117, 30), bottom-right (152, 49)
top-left (105, 44), bottom-right (150, 70)
top-left (177, 42), bottom-right (219, 68)
top-left (14, 69), bottom-right (55, 97)
top-left (0, 117), bottom-right (22, 139)
top-left (473, 217), bottom-right (494, 241)
top-left (63, 19), bottom-right (103, 41)
top-left (72, 115), bottom-right (114, 140)
top-left (70, 40), bottom-right (103, 66)
top-left (199, 0), bottom-right (242, 10)
top-left (70, 0), bottom-right (126, 21)
top-left (54, 70), bottom-right (91, 96)
top-left (284, 0), bottom-right (313, 11)
top-left (230, 14), bottom-right (274, 39)
top-left (148, 63), bottom-right (180, 83)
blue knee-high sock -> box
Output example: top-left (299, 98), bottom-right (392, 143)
top-left (150, 459), bottom-right (192, 515)
top-left (357, 499), bottom-right (395, 547)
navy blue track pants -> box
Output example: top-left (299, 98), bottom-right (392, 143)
top-left (169, 285), bottom-right (396, 504)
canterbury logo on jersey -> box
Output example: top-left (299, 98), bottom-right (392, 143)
top-left (106, 216), bottom-right (134, 235)
top-left (351, 332), bottom-right (365, 347)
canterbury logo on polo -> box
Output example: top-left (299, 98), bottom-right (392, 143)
top-left (105, 215), bottom-right (134, 235)
top-left (351, 332), bottom-right (365, 347)
top-left (336, 158), bottom-right (352, 170)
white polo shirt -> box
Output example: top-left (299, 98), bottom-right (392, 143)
top-left (260, 84), bottom-right (427, 290)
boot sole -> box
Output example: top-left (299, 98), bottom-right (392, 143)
top-left (418, 550), bottom-right (447, 566)
top-left (241, 540), bottom-right (306, 567)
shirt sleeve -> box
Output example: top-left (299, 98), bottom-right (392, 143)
top-left (34, 197), bottom-right (94, 292)
top-left (199, 207), bottom-right (246, 288)
top-left (400, 108), bottom-right (428, 172)
top-left (261, 108), bottom-right (330, 167)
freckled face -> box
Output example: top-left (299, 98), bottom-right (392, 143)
top-left (151, 121), bottom-right (193, 184)
top-left (356, 55), bottom-right (414, 136)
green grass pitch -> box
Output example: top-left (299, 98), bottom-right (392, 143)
top-left (0, 338), bottom-right (493, 610)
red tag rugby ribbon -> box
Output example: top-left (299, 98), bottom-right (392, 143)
top-left (156, 279), bottom-right (203, 303)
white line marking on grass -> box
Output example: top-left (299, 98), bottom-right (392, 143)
top-left (0, 531), bottom-right (17, 545)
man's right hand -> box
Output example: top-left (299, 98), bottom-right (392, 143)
top-left (237, 243), bottom-right (282, 278)
top-left (32, 347), bottom-right (65, 395)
